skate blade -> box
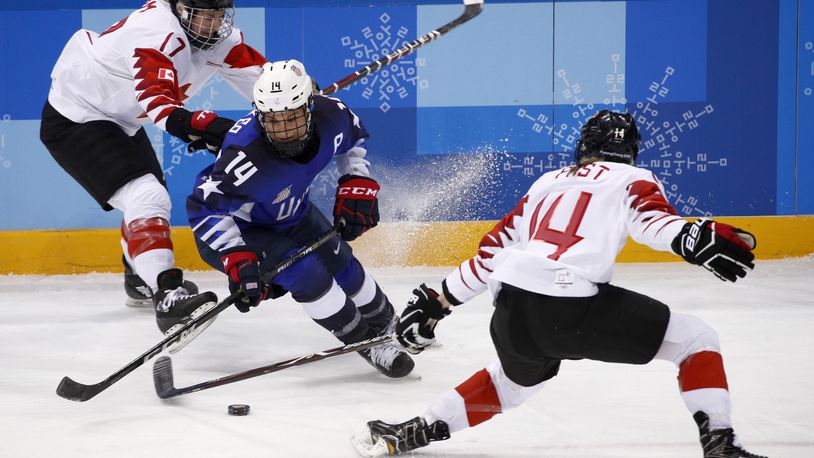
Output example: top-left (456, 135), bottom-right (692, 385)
top-left (351, 431), bottom-right (393, 457)
top-left (125, 297), bottom-right (153, 307)
top-left (166, 301), bottom-right (218, 354)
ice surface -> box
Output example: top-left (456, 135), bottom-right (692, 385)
top-left (1, 258), bottom-right (812, 457)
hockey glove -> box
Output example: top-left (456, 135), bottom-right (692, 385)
top-left (166, 108), bottom-right (236, 154)
top-left (671, 218), bottom-right (757, 282)
top-left (221, 249), bottom-right (270, 313)
top-left (333, 174), bottom-right (380, 241)
top-left (396, 284), bottom-right (450, 354)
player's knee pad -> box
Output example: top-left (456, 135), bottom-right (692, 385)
top-left (110, 174), bottom-right (172, 222)
top-left (334, 256), bottom-right (365, 294)
top-left (654, 312), bottom-right (721, 366)
top-left (273, 251), bottom-right (333, 303)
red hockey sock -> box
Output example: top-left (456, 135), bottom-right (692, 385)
top-left (678, 351), bottom-right (729, 392)
top-left (122, 217), bottom-right (174, 259)
top-left (455, 368), bottom-right (503, 427)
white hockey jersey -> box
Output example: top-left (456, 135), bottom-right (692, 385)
top-left (47, 0), bottom-right (266, 136)
top-left (444, 161), bottom-right (688, 300)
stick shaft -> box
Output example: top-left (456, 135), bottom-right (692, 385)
top-left (57, 223), bottom-right (343, 401)
top-left (320, 1), bottom-right (483, 96)
top-left (155, 334), bottom-right (394, 398)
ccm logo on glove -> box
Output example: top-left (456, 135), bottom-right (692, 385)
top-left (336, 185), bottom-right (378, 198)
top-left (333, 175), bottom-right (380, 241)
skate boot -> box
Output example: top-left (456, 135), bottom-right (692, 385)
top-left (694, 411), bottom-right (767, 458)
top-left (154, 268), bottom-right (218, 353)
top-left (352, 416), bottom-right (450, 457)
top-left (124, 256), bottom-right (198, 307)
top-left (358, 314), bottom-right (415, 378)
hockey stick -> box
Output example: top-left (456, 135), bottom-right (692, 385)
top-left (56, 221), bottom-right (344, 402)
top-left (320, 0), bottom-right (484, 96)
top-left (153, 333), bottom-right (395, 399)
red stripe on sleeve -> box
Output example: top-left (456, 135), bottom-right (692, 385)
top-left (223, 33), bottom-right (267, 68)
top-left (477, 195), bottom-right (528, 259)
top-left (643, 213), bottom-right (672, 233)
top-left (132, 48), bottom-right (183, 107)
top-left (628, 180), bottom-right (677, 215)
top-left (457, 267), bottom-right (474, 292)
top-left (468, 258), bottom-right (484, 284)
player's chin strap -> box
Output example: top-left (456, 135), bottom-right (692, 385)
top-left (319, 0), bottom-right (484, 96)
top-left (55, 220), bottom-right (345, 402)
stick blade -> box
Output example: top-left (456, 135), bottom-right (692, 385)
top-left (56, 376), bottom-right (102, 402)
top-left (152, 356), bottom-right (176, 399)
top-left (351, 429), bottom-right (392, 457)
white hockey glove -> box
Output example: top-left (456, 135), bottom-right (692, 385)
top-left (396, 284), bottom-right (450, 355)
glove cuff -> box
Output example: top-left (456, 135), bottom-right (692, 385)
top-left (165, 107), bottom-right (193, 142)
top-left (441, 279), bottom-right (463, 306)
top-left (670, 221), bottom-right (694, 258)
top-left (220, 249), bottom-right (259, 274)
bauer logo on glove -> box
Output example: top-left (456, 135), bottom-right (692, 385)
top-left (672, 218), bottom-right (756, 283)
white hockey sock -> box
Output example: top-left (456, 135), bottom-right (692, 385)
top-left (133, 248), bottom-right (174, 291)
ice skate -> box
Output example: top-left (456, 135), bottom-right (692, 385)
top-left (154, 268), bottom-right (217, 353)
top-left (694, 411), bottom-right (767, 458)
top-left (124, 256), bottom-right (198, 307)
top-left (358, 315), bottom-right (414, 378)
top-left (351, 416), bottom-right (449, 457)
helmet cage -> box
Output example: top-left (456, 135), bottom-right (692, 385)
top-left (175, 3), bottom-right (234, 50)
top-left (574, 110), bottom-right (641, 165)
top-left (252, 60), bottom-right (315, 159)
top-left (254, 101), bottom-right (314, 159)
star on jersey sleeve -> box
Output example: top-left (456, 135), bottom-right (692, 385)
top-left (187, 147), bottom-right (264, 253)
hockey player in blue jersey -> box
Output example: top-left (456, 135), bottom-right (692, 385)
top-left (186, 59), bottom-right (414, 378)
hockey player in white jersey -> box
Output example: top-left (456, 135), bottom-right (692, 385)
top-left (353, 110), bottom-right (766, 458)
top-left (39, 0), bottom-right (267, 339)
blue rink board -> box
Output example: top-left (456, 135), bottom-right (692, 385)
top-left (0, 0), bottom-right (808, 231)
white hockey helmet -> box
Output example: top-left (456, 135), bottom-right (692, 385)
top-left (253, 60), bottom-right (315, 159)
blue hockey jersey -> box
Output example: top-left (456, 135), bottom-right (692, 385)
top-left (187, 95), bottom-right (371, 252)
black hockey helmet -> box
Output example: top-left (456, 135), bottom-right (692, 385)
top-left (169, 0), bottom-right (235, 50)
top-left (574, 110), bottom-right (641, 164)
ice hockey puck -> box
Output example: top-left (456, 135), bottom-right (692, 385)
top-left (228, 404), bottom-right (250, 416)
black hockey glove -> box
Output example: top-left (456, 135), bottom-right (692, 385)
top-left (396, 284), bottom-right (450, 355)
top-left (333, 174), bottom-right (380, 241)
top-left (671, 218), bottom-right (757, 282)
top-left (221, 249), bottom-right (272, 313)
top-left (166, 108), bottom-right (236, 154)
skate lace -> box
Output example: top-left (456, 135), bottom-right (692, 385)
top-left (156, 287), bottom-right (192, 313)
top-left (368, 343), bottom-right (401, 370)
top-left (703, 428), bottom-right (766, 458)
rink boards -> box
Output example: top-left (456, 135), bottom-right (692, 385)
top-left (1, 215), bottom-right (811, 274)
